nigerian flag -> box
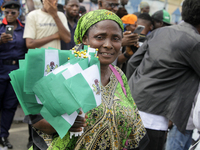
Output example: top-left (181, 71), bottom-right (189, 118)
top-left (64, 62), bottom-right (101, 113)
top-left (38, 62), bottom-right (101, 139)
top-left (32, 58), bottom-right (89, 116)
top-left (9, 60), bottom-right (42, 115)
top-left (24, 48), bottom-right (71, 94)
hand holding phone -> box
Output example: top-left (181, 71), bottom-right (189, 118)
top-left (5, 25), bottom-right (14, 37)
top-left (133, 25), bottom-right (145, 34)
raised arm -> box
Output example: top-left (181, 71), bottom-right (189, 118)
top-left (45, 0), bottom-right (71, 43)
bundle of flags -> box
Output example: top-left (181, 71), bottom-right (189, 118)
top-left (9, 45), bottom-right (101, 138)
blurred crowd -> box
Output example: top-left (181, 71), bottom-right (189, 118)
top-left (0, 0), bottom-right (200, 150)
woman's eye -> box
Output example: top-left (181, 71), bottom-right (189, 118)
top-left (95, 36), bottom-right (103, 40)
top-left (113, 37), bottom-right (120, 41)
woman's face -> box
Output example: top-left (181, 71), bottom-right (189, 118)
top-left (4, 8), bottom-right (19, 23)
top-left (83, 20), bottom-right (122, 66)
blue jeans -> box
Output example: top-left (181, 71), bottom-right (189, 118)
top-left (165, 125), bottom-right (193, 150)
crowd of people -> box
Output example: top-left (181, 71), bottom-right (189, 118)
top-left (0, 0), bottom-right (200, 150)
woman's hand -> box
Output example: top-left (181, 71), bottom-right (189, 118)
top-left (1, 32), bottom-right (13, 44)
top-left (69, 111), bottom-right (88, 132)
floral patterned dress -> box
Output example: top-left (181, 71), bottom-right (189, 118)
top-left (48, 66), bottom-right (146, 150)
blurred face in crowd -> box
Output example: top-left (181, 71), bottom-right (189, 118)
top-left (65, 0), bottom-right (80, 18)
top-left (141, 6), bottom-right (150, 13)
top-left (83, 20), bottom-right (122, 66)
top-left (126, 23), bottom-right (137, 32)
top-left (120, 0), bottom-right (128, 6)
top-left (98, 0), bottom-right (120, 14)
top-left (137, 18), bottom-right (153, 35)
top-left (4, 8), bottom-right (19, 23)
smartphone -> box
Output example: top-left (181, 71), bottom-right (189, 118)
top-left (133, 25), bottom-right (145, 34)
top-left (5, 25), bottom-right (14, 37)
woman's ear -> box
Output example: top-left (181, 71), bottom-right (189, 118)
top-left (82, 35), bottom-right (88, 45)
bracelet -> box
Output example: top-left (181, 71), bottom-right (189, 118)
top-left (123, 52), bottom-right (131, 59)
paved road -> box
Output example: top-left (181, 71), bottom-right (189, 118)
top-left (1, 106), bottom-right (200, 150)
top-left (0, 122), bottom-right (28, 150)
top-left (0, 106), bottom-right (28, 150)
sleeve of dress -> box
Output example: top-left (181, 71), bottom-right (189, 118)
top-left (121, 74), bottom-right (148, 150)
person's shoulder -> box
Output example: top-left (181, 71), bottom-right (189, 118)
top-left (57, 11), bottom-right (66, 18)
top-left (27, 9), bottom-right (41, 17)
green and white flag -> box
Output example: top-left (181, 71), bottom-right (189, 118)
top-left (64, 63), bottom-right (101, 113)
top-left (40, 106), bottom-right (79, 139)
top-left (24, 48), bottom-right (71, 94)
top-left (9, 60), bottom-right (42, 115)
top-left (32, 58), bottom-right (89, 116)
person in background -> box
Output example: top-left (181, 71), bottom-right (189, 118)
top-left (116, 0), bottom-right (128, 18)
top-left (98, 0), bottom-right (119, 14)
top-left (136, 13), bottom-right (153, 41)
top-left (120, 13), bottom-right (153, 75)
top-left (119, 14), bottom-right (137, 73)
top-left (139, 1), bottom-right (150, 14)
top-left (151, 9), bottom-right (171, 30)
top-left (23, 0), bottom-right (70, 49)
top-left (0, 1), bottom-right (27, 149)
top-left (61, 0), bottom-right (79, 50)
top-left (126, 0), bottom-right (200, 150)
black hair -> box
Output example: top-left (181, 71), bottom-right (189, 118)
top-left (138, 13), bottom-right (153, 25)
top-left (133, 12), bottom-right (141, 17)
top-left (182, 0), bottom-right (200, 26)
top-left (79, 5), bottom-right (86, 13)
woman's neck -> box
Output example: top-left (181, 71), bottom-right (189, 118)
top-left (100, 64), bottom-right (112, 86)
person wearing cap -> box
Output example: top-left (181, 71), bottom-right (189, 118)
top-left (151, 9), bottom-right (171, 29)
top-left (0, 0), bottom-right (27, 149)
top-left (126, 0), bottom-right (200, 149)
top-left (118, 14), bottom-right (138, 73)
top-left (140, 1), bottom-right (150, 14)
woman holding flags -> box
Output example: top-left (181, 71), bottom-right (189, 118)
top-left (43, 9), bottom-right (148, 150)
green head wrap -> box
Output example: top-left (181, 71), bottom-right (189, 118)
top-left (74, 9), bottom-right (124, 45)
